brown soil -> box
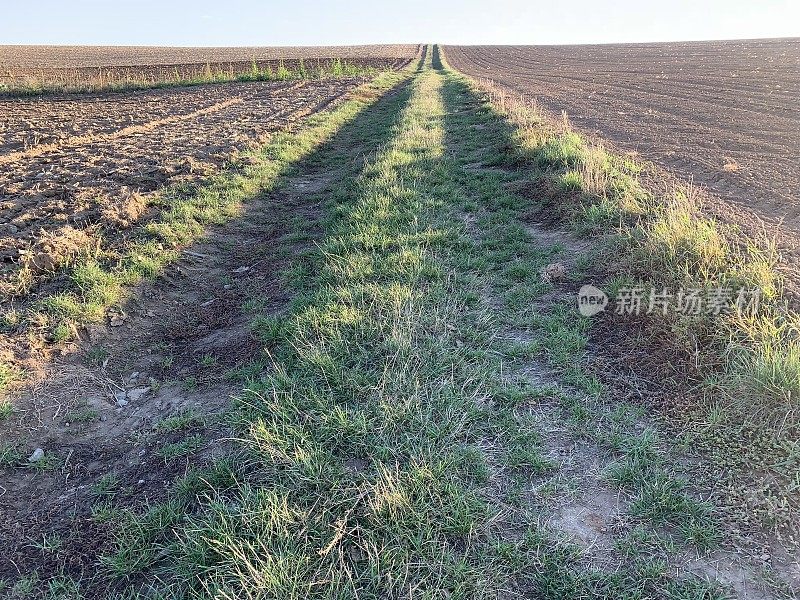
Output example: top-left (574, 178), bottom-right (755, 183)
top-left (0, 46), bottom-right (419, 92)
top-left (0, 45), bottom-right (420, 68)
top-left (0, 78), bottom-right (360, 296)
top-left (0, 137), bottom-right (335, 596)
top-left (444, 39), bottom-right (800, 239)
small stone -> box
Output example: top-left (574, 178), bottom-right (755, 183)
top-left (761, 553), bottom-right (771, 562)
top-left (137, 479), bottom-right (145, 485)
top-left (113, 390), bottom-right (128, 406)
top-left (126, 387), bottom-right (150, 403)
top-left (540, 262), bottom-right (567, 283)
top-left (28, 448), bottom-right (45, 463)
top-left (109, 311), bottom-right (127, 327)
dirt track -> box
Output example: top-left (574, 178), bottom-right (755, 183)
top-left (0, 78), bottom-right (363, 294)
top-left (444, 40), bottom-right (800, 232)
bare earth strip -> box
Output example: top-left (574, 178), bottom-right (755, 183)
top-left (444, 40), bottom-right (800, 232)
top-left (0, 96), bottom-right (245, 163)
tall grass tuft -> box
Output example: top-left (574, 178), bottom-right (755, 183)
top-left (460, 61), bottom-right (799, 430)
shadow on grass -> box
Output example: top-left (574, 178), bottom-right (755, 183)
top-left (0, 74), bottom-right (416, 594)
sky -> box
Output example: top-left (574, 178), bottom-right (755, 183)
top-left (3, 0), bottom-right (799, 46)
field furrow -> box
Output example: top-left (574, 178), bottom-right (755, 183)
top-left (0, 79), bottom-right (363, 294)
top-left (444, 41), bottom-right (800, 228)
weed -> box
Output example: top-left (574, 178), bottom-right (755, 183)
top-left (30, 452), bottom-right (60, 472)
top-left (0, 362), bottom-right (19, 392)
top-left (199, 354), bottom-right (217, 367)
top-left (157, 434), bottom-right (204, 462)
top-left (11, 573), bottom-right (39, 596)
top-left (0, 399), bottom-right (12, 421)
top-left (182, 376), bottom-right (198, 391)
top-left (1, 58), bottom-right (384, 97)
top-left (155, 409), bottom-right (204, 433)
top-left (91, 473), bottom-right (120, 497)
top-left (84, 345), bottom-right (109, 366)
top-left (29, 533), bottom-right (63, 554)
top-left (0, 444), bottom-right (22, 467)
top-left (558, 170), bottom-right (584, 192)
top-left (91, 500), bottom-right (122, 524)
top-left (65, 405), bottom-right (99, 424)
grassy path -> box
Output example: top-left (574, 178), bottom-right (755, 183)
top-left (29, 55), bottom-right (789, 599)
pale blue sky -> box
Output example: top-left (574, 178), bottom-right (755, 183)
top-left (3, 0), bottom-right (799, 46)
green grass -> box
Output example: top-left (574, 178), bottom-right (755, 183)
top-left (17, 68), bottom-right (412, 352)
top-left (448, 45), bottom-right (800, 539)
top-left (0, 362), bottom-right (19, 395)
top-left (0, 398), bottom-right (12, 421)
top-left (0, 443), bottom-right (22, 467)
top-left (85, 49), bottom-right (733, 600)
top-left (155, 409), bottom-right (205, 433)
top-left (91, 473), bottom-right (120, 497)
top-left (29, 533), bottom-right (64, 554)
top-left (156, 434), bottom-right (204, 462)
top-left (64, 405), bottom-right (99, 424)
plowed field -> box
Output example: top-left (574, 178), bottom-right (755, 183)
top-left (0, 78), bottom-right (363, 296)
top-left (444, 39), bottom-right (800, 228)
top-left (0, 44), bottom-right (420, 91)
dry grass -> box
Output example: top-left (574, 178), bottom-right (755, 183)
top-left (463, 61), bottom-right (798, 431)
